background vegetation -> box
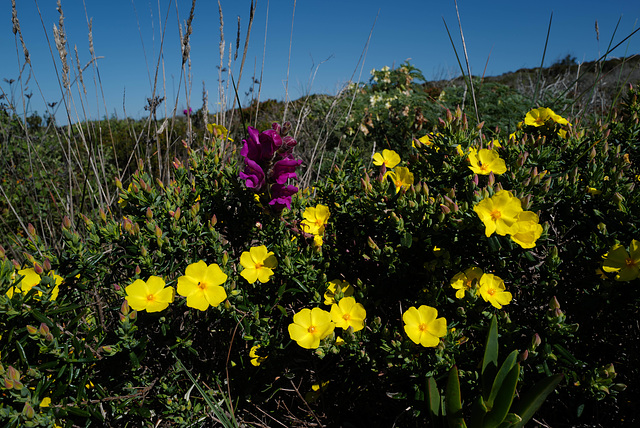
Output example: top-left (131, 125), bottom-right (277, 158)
top-left (1, 1), bottom-right (640, 426)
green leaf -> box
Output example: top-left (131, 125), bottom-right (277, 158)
top-left (400, 231), bottom-right (413, 248)
top-left (483, 363), bottom-right (520, 428)
top-left (445, 366), bottom-right (467, 428)
top-left (469, 395), bottom-right (488, 428)
top-left (487, 350), bottom-right (519, 409)
top-left (497, 413), bottom-right (523, 428)
top-left (426, 376), bottom-right (442, 427)
top-left (482, 315), bottom-right (499, 400)
top-left (511, 374), bottom-right (563, 428)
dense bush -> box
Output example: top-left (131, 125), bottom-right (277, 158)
top-left (1, 81), bottom-right (639, 427)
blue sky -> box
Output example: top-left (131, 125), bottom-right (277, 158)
top-left (2, 0), bottom-right (639, 124)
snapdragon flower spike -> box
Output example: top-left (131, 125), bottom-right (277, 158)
top-left (239, 122), bottom-right (302, 211)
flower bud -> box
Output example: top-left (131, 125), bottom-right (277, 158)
top-left (549, 296), bottom-right (561, 310)
top-left (487, 172), bottom-right (495, 187)
top-left (135, 265), bottom-right (141, 276)
top-left (446, 109), bottom-right (453, 123)
top-left (33, 262), bottom-right (43, 275)
top-left (39, 323), bottom-right (50, 336)
top-left (26, 325), bottom-right (38, 335)
top-left (22, 402), bottom-right (35, 419)
top-left (281, 121), bottom-right (292, 135)
top-left (120, 300), bottom-right (130, 316)
top-left (146, 207), bottom-right (153, 219)
top-left (62, 215), bottom-right (72, 229)
top-left (531, 333), bottom-right (542, 349)
top-left (472, 174), bottom-right (479, 186)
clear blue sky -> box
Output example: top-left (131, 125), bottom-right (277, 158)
top-left (2, 0), bottom-right (639, 124)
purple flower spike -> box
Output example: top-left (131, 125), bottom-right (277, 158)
top-left (239, 159), bottom-right (266, 189)
top-left (272, 158), bottom-right (302, 184)
top-left (269, 183), bottom-right (299, 210)
top-left (239, 122), bottom-right (301, 212)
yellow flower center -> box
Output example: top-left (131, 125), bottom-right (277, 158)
top-left (487, 288), bottom-right (496, 296)
top-left (146, 294), bottom-right (155, 301)
top-left (198, 281), bottom-right (207, 290)
top-left (342, 314), bottom-right (351, 321)
top-left (490, 209), bottom-right (502, 221)
top-left (315, 218), bottom-right (324, 227)
top-left (307, 325), bottom-right (317, 334)
top-left (625, 258), bottom-right (637, 267)
top-left (418, 323), bottom-right (429, 332)
top-left (479, 163), bottom-right (489, 173)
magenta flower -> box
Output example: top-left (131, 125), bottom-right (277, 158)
top-left (238, 158), bottom-right (266, 189)
top-left (269, 183), bottom-right (299, 210)
top-left (239, 122), bottom-right (301, 212)
top-left (272, 158), bottom-right (302, 184)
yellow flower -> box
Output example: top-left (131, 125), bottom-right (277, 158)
top-left (207, 123), bottom-right (233, 141)
top-left (510, 211), bottom-right (543, 249)
top-left (177, 261), bottom-right (228, 310)
top-left (602, 240), bottom-right (640, 281)
top-left (450, 267), bottom-right (483, 299)
top-left (387, 166), bottom-right (414, 193)
top-left (478, 274), bottom-right (512, 309)
top-left (524, 107), bottom-right (569, 127)
top-left (418, 134), bottom-right (432, 146)
top-left (288, 308), bottom-right (335, 349)
top-left (468, 148), bottom-right (507, 175)
top-left (301, 204), bottom-right (330, 236)
top-left (587, 187), bottom-right (602, 195)
top-left (35, 271), bottom-right (63, 301)
top-left (125, 276), bottom-right (175, 313)
top-left (473, 190), bottom-right (523, 237)
top-left (16, 268), bottom-right (41, 293)
top-left (372, 149), bottom-right (400, 169)
top-left (524, 107), bottom-right (554, 127)
top-left (402, 305), bottom-right (447, 347)
top-left (489, 139), bottom-right (502, 148)
top-left (39, 397), bottom-right (51, 408)
top-left (550, 111), bottom-right (569, 126)
top-left (239, 245), bottom-right (277, 284)
top-left (249, 345), bottom-right (267, 366)
top-left (330, 297), bottom-right (366, 332)
top-left (323, 279), bottom-right (354, 305)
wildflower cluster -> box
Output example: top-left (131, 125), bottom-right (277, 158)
top-left (288, 278), bottom-right (367, 349)
top-left (238, 122), bottom-right (302, 211)
top-left (474, 190), bottom-right (543, 248)
top-left (450, 268), bottom-right (513, 309)
top-left (520, 107), bottom-right (571, 139)
top-left (301, 204), bottom-right (330, 247)
top-left (372, 149), bottom-right (414, 193)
